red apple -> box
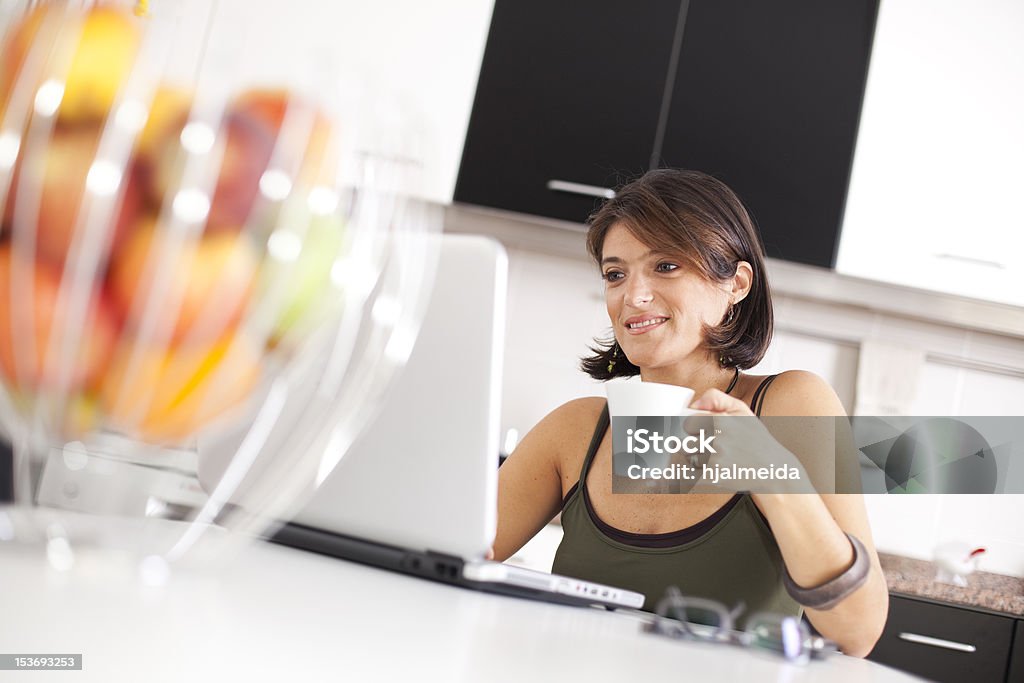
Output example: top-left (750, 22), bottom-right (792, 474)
top-left (149, 106), bottom-right (278, 231)
top-left (109, 220), bottom-right (259, 344)
top-left (0, 245), bottom-right (118, 392)
top-left (231, 88), bottom-right (338, 185)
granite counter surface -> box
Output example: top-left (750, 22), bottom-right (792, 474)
top-left (879, 552), bottom-right (1024, 617)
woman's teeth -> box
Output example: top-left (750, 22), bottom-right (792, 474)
top-left (628, 317), bottom-right (667, 329)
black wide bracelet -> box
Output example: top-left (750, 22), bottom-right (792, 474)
top-left (782, 532), bottom-right (870, 610)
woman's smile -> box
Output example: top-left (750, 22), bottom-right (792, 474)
top-left (624, 314), bottom-right (669, 334)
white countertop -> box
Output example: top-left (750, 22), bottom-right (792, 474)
top-left (0, 509), bottom-right (920, 683)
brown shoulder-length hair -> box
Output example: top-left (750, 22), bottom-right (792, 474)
top-left (580, 168), bottom-right (773, 380)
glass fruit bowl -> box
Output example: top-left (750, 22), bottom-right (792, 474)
top-left (0, 0), bottom-right (440, 573)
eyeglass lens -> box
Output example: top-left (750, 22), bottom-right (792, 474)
top-left (745, 614), bottom-right (810, 661)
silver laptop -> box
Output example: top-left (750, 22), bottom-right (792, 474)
top-left (270, 234), bottom-right (643, 610)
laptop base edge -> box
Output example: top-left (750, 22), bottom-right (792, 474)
top-left (268, 522), bottom-right (618, 610)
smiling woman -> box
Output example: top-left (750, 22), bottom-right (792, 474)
top-left (492, 169), bottom-right (889, 658)
top-left (581, 169), bottom-right (772, 382)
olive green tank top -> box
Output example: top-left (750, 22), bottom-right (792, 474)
top-left (551, 376), bottom-right (802, 623)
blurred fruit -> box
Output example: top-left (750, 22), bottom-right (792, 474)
top-left (65, 392), bottom-right (100, 436)
top-left (150, 106), bottom-right (278, 231)
top-left (260, 211), bottom-right (345, 343)
top-left (100, 334), bottom-right (261, 442)
top-left (232, 88), bottom-right (338, 185)
top-left (0, 4), bottom-right (346, 447)
top-left (110, 220), bottom-right (259, 343)
top-left (0, 4), bottom-right (141, 123)
top-left (2, 126), bottom-right (144, 265)
top-left (0, 245), bottom-right (118, 391)
top-left (136, 84), bottom-right (193, 159)
top-left (0, 4), bottom-right (50, 112)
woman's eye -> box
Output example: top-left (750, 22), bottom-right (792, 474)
top-left (655, 262), bottom-right (679, 273)
top-left (603, 271), bottom-right (624, 283)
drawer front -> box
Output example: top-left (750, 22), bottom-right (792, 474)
top-left (868, 595), bottom-right (1015, 683)
top-left (1008, 621), bottom-right (1024, 683)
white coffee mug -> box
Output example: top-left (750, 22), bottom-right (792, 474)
top-left (605, 380), bottom-right (696, 417)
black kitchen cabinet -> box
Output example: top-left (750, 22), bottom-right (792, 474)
top-left (0, 439), bottom-right (11, 503)
top-left (867, 594), bottom-right (1017, 683)
top-left (1008, 620), bottom-right (1024, 683)
top-left (456, 0), bottom-right (683, 223)
top-left (659, 0), bottom-right (878, 268)
top-left (457, 1), bottom-right (878, 269)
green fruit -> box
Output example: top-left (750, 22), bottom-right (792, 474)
top-left (260, 210), bottom-right (346, 344)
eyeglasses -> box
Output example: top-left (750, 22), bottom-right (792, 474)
top-left (642, 587), bottom-right (837, 664)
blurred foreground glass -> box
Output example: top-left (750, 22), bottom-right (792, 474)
top-left (0, 0), bottom-right (441, 574)
top-left (643, 587), bottom-right (838, 664)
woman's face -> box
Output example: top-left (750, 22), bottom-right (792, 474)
top-left (601, 224), bottom-right (731, 373)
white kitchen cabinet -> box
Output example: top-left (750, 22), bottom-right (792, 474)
top-left (837, 0), bottom-right (1024, 307)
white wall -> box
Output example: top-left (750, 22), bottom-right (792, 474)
top-left (500, 248), bottom-right (608, 437)
top-left (156, 0), bottom-right (494, 205)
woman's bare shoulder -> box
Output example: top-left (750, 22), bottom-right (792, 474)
top-left (531, 396), bottom-right (607, 444)
top-left (553, 396), bottom-right (607, 419)
top-left (550, 397), bottom-right (606, 483)
top-left (517, 397), bottom-right (606, 478)
top-left (758, 370), bottom-right (847, 417)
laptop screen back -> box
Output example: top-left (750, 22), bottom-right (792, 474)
top-left (291, 234), bottom-right (506, 558)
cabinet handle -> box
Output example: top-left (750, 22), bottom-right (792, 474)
top-left (546, 180), bottom-right (615, 200)
top-left (897, 632), bottom-right (977, 653)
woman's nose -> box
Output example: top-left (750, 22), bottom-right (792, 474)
top-left (624, 276), bottom-right (654, 306)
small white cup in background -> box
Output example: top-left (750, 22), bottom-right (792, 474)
top-left (605, 380), bottom-right (696, 417)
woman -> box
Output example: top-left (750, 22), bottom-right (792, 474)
top-left (492, 169), bottom-right (888, 657)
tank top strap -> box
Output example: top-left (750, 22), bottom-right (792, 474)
top-left (579, 402), bottom-right (610, 480)
top-left (751, 374), bottom-right (779, 417)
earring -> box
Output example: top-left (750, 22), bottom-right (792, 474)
top-left (607, 343), bottom-right (619, 374)
top-left (720, 303), bottom-right (736, 367)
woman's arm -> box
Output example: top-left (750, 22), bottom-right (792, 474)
top-left (756, 490), bottom-right (887, 657)
top-left (693, 371), bottom-right (888, 657)
top-left (491, 398), bottom-right (599, 562)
